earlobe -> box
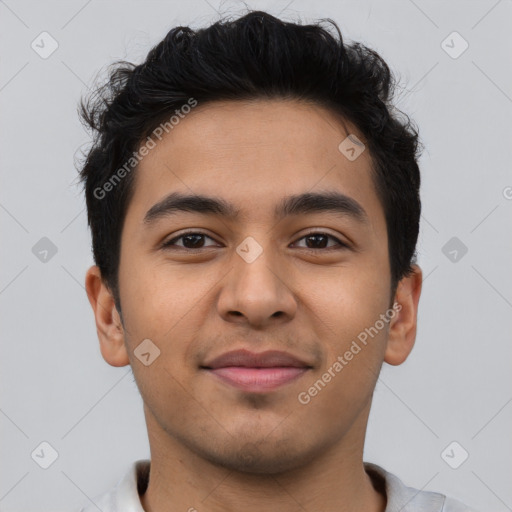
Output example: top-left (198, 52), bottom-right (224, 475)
top-left (85, 265), bottom-right (130, 367)
top-left (384, 265), bottom-right (423, 366)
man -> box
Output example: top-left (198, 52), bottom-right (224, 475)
top-left (78, 10), bottom-right (476, 512)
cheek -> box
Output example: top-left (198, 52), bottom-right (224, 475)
top-left (306, 265), bottom-right (391, 381)
top-left (119, 261), bottom-right (216, 353)
top-left (299, 280), bottom-right (389, 418)
top-left (119, 266), bottom-right (202, 407)
top-left (310, 263), bottom-right (390, 329)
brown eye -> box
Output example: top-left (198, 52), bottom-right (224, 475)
top-left (161, 231), bottom-right (348, 252)
top-left (293, 232), bottom-right (347, 250)
top-left (162, 232), bottom-right (218, 250)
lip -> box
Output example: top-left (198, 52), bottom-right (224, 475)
top-left (201, 349), bottom-right (312, 393)
top-left (203, 349), bottom-right (311, 369)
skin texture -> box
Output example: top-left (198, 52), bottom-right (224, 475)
top-left (85, 99), bottom-right (422, 512)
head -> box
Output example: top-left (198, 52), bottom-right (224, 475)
top-left (81, 11), bottom-right (422, 474)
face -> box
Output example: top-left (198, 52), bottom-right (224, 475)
top-left (88, 99), bottom-right (419, 474)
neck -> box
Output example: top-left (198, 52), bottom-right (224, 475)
top-left (139, 405), bottom-right (386, 512)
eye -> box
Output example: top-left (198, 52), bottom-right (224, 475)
top-left (161, 231), bottom-right (219, 250)
top-left (292, 231), bottom-right (348, 251)
top-left (161, 230), bottom-right (348, 251)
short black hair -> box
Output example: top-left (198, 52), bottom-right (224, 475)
top-left (78, 10), bottom-right (421, 313)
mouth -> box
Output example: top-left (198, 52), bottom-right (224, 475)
top-left (201, 349), bottom-right (313, 393)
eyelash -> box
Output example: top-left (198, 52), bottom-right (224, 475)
top-left (161, 230), bottom-right (349, 252)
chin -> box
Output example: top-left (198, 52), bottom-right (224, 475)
top-left (191, 436), bottom-right (317, 475)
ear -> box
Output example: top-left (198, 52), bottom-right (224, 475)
top-left (384, 264), bottom-right (423, 366)
top-left (85, 265), bottom-right (130, 367)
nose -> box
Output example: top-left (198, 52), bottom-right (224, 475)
top-left (216, 239), bottom-right (297, 328)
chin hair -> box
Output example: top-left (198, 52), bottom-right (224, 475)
top-left (198, 439), bottom-right (312, 475)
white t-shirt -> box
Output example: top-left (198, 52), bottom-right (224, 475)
top-left (77, 459), bottom-right (477, 511)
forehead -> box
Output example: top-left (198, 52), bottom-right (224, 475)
top-left (125, 99), bottom-right (383, 228)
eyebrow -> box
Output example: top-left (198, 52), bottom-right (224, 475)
top-left (143, 191), bottom-right (368, 226)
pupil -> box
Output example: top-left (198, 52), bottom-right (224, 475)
top-left (184, 234), bottom-right (204, 248)
top-left (306, 234), bottom-right (327, 249)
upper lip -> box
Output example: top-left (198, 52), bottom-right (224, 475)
top-left (202, 349), bottom-right (312, 369)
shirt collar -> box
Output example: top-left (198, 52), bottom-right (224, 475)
top-left (84, 459), bottom-right (450, 512)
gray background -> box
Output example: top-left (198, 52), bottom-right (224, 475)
top-left (1, 0), bottom-right (511, 511)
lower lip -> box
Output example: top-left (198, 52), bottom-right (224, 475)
top-left (206, 367), bottom-right (309, 392)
